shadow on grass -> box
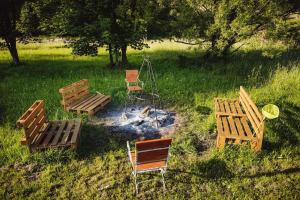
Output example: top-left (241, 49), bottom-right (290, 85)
top-left (263, 101), bottom-right (300, 152)
top-left (168, 158), bottom-right (300, 182)
top-left (76, 124), bottom-right (128, 159)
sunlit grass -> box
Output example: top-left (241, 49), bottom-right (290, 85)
top-left (0, 38), bottom-right (299, 199)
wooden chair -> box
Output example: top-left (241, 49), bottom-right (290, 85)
top-left (214, 86), bottom-right (264, 151)
top-left (59, 79), bottom-right (111, 116)
top-left (17, 100), bottom-right (82, 153)
top-left (127, 138), bottom-right (172, 194)
top-left (125, 70), bottom-right (144, 94)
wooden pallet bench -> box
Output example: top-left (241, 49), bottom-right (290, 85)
top-left (214, 86), bottom-right (264, 151)
top-left (17, 100), bottom-right (82, 152)
top-left (59, 79), bottom-right (111, 116)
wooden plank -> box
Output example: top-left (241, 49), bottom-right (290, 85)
top-left (240, 86), bottom-right (263, 120)
top-left (216, 117), bottom-right (224, 136)
top-left (240, 117), bottom-right (254, 139)
top-left (41, 122), bottom-right (60, 146)
top-left (70, 119), bottom-right (82, 144)
top-left (227, 117), bottom-right (238, 136)
top-left (230, 101), bottom-right (237, 114)
top-left (86, 95), bottom-right (111, 111)
top-left (224, 101), bottom-right (231, 113)
top-left (51, 121), bottom-right (67, 146)
top-left (68, 93), bottom-right (94, 108)
top-left (240, 95), bottom-right (259, 131)
top-left (62, 86), bottom-right (89, 100)
top-left (80, 94), bottom-right (107, 110)
top-left (218, 100), bottom-right (226, 113)
top-left (33, 123), bottom-right (50, 145)
top-left (25, 108), bottom-right (45, 136)
top-left (60, 120), bottom-right (75, 145)
top-left (216, 112), bottom-right (247, 117)
top-left (234, 117), bottom-right (246, 138)
top-left (72, 94), bottom-right (100, 110)
top-left (17, 100), bottom-right (44, 127)
top-left (214, 98), bottom-right (220, 113)
top-left (235, 101), bottom-right (243, 114)
top-left (221, 117), bottom-right (230, 136)
top-left (59, 79), bottom-right (88, 94)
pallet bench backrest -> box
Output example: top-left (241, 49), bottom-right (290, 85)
top-left (59, 79), bottom-right (89, 109)
top-left (135, 138), bottom-right (172, 166)
top-left (126, 70), bottom-right (139, 83)
top-left (16, 100), bottom-right (48, 147)
top-left (239, 86), bottom-right (264, 139)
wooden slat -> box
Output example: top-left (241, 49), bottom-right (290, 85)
top-left (41, 122), bottom-right (60, 146)
top-left (218, 100), bottom-right (226, 113)
top-left (224, 101), bottom-right (231, 113)
top-left (227, 117), bottom-right (238, 136)
top-left (68, 93), bottom-right (95, 108)
top-left (230, 101), bottom-right (237, 114)
top-left (25, 109), bottom-right (45, 136)
top-left (214, 98), bottom-right (220, 113)
top-left (234, 101), bottom-right (243, 114)
top-left (72, 95), bottom-right (100, 110)
top-left (216, 116), bottom-right (224, 135)
top-left (234, 117), bottom-right (246, 138)
top-left (17, 100), bottom-right (44, 127)
top-left (86, 95), bottom-right (111, 111)
top-left (51, 121), bottom-right (67, 146)
top-left (59, 79), bottom-right (88, 94)
top-left (240, 86), bottom-right (263, 120)
top-left (221, 117), bottom-right (230, 136)
top-left (240, 118), bottom-right (254, 139)
top-left (33, 123), bottom-right (50, 145)
top-left (60, 120), bottom-right (75, 145)
top-left (240, 95), bottom-right (259, 131)
top-left (70, 119), bottom-right (82, 144)
top-left (216, 112), bottom-right (247, 117)
top-left (80, 95), bottom-right (106, 110)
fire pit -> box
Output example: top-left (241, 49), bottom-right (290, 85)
top-left (95, 106), bottom-right (178, 139)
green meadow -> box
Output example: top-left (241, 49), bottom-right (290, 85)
top-left (0, 38), bottom-right (299, 199)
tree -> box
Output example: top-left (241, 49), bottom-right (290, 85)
top-left (170, 0), bottom-right (300, 57)
top-left (0, 0), bottom-right (26, 65)
top-left (53, 0), bottom-right (148, 68)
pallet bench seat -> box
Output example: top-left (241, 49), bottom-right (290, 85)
top-left (59, 79), bottom-right (111, 116)
top-left (214, 86), bottom-right (264, 151)
top-left (17, 100), bottom-right (82, 152)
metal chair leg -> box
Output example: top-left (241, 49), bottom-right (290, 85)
top-left (161, 169), bottom-right (166, 191)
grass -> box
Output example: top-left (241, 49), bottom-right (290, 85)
top-left (0, 38), bottom-right (300, 199)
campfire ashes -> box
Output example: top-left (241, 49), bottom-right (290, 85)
top-left (98, 106), bottom-right (177, 137)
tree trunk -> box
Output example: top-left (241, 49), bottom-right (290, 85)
top-left (121, 45), bottom-right (128, 66)
top-left (108, 43), bottom-right (114, 68)
top-left (5, 36), bottom-right (20, 65)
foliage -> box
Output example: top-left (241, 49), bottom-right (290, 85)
top-left (170, 0), bottom-right (300, 57)
top-left (0, 39), bottom-right (300, 198)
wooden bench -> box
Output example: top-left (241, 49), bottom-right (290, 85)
top-left (59, 79), bottom-right (111, 116)
top-left (214, 86), bottom-right (264, 151)
top-left (17, 100), bottom-right (82, 153)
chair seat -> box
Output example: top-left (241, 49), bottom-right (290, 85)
top-left (215, 98), bottom-right (245, 116)
top-left (31, 119), bottom-right (82, 150)
top-left (217, 116), bottom-right (255, 140)
top-left (127, 86), bottom-right (143, 91)
top-left (130, 151), bottom-right (167, 171)
top-left (67, 93), bottom-right (111, 115)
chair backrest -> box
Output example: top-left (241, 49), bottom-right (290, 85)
top-left (16, 100), bottom-right (48, 147)
top-left (126, 70), bottom-right (139, 83)
top-left (135, 138), bottom-right (172, 165)
top-left (239, 86), bottom-right (264, 138)
top-left (59, 79), bottom-right (89, 109)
